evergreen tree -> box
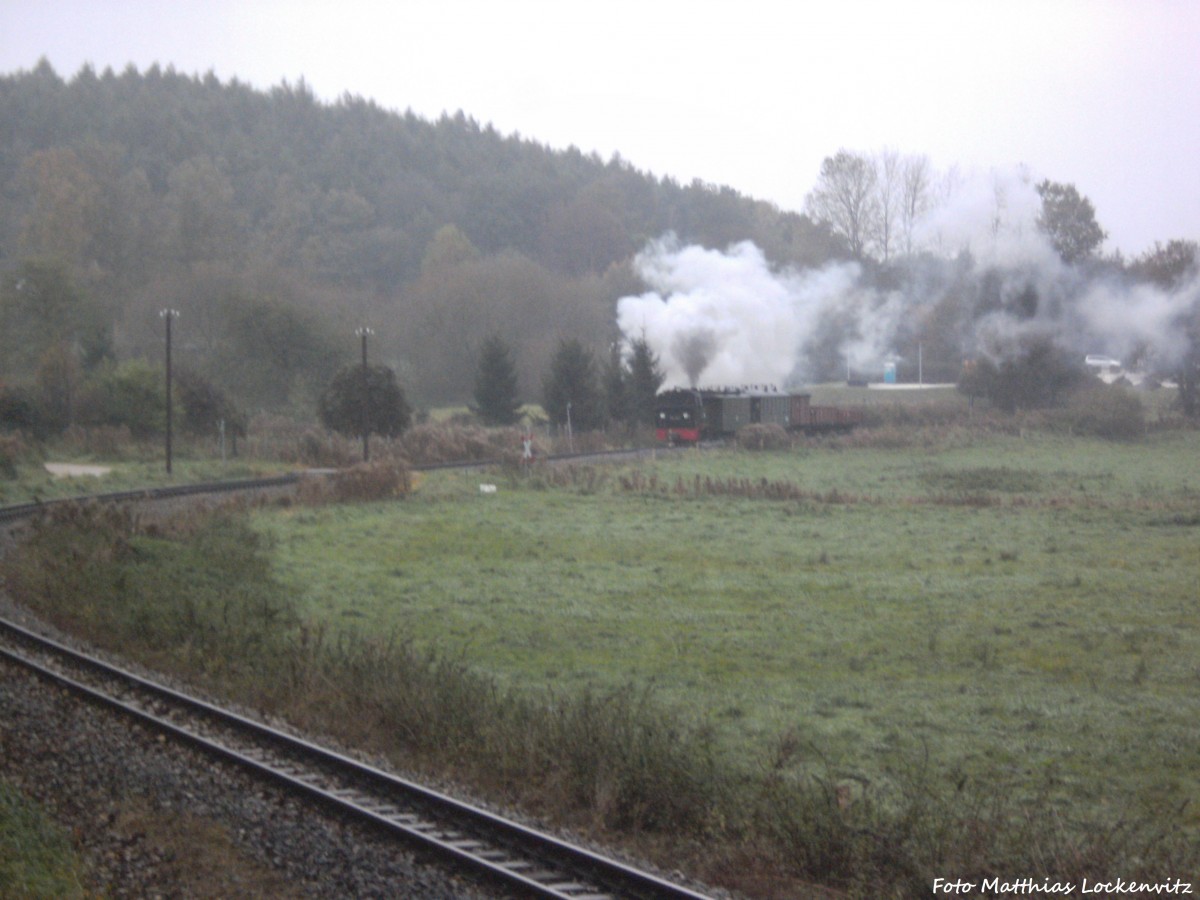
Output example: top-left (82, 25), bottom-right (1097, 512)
top-left (472, 335), bottom-right (521, 425)
top-left (603, 341), bottom-right (627, 425)
top-left (626, 336), bottom-right (665, 427)
top-left (541, 338), bottom-right (604, 430)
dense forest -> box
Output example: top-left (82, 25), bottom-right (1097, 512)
top-left (2, 60), bottom-right (1197, 435)
top-left (0, 59), bottom-right (843, 419)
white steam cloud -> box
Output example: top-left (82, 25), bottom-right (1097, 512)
top-left (616, 238), bottom-right (879, 388)
top-left (617, 170), bottom-right (1198, 388)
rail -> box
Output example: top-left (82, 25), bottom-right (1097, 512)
top-left (0, 461), bottom-right (713, 899)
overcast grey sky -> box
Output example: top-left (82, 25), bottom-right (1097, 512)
top-left (2, 0), bottom-right (1197, 256)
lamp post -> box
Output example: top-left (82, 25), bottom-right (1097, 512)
top-left (356, 327), bottom-right (374, 462)
top-left (160, 309), bottom-right (180, 474)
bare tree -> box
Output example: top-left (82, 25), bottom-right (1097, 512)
top-left (874, 149), bottom-right (902, 263)
top-left (899, 154), bottom-right (932, 257)
top-left (989, 173), bottom-right (1007, 240)
top-left (805, 150), bottom-right (878, 260)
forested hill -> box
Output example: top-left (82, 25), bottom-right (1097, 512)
top-left (0, 60), bottom-right (842, 409)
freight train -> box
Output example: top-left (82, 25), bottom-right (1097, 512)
top-left (654, 387), bottom-right (862, 444)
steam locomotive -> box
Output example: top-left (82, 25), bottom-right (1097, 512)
top-left (654, 387), bottom-right (862, 444)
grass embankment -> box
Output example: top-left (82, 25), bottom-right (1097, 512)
top-left (0, 414), bottom-right (538, 505)
top-left (4, 430), bottom-right (1199, 897)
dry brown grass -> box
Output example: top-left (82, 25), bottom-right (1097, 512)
top-left (242, 415), bottom-right (540, 467)
top-left (293, 461), bottom-right (412, 505)
top-left (0, 432), bottom-right (41, 479)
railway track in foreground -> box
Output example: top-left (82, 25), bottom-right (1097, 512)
top-left (0, 469), bottom-right (715, 899)
top-left (0, 618), bottom-right (713, 899)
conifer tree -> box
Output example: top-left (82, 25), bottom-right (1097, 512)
top-left (542, 338), bottom-right (604, 430)
top-left (626, 336), bottom-right (665, 427)
top-left (473, 335), bottom-right (521, 425)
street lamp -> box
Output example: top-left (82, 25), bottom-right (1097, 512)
top-left (356, 327), bottom-right (374, 462)
top-left (160, 309), bottom-right (180, 474)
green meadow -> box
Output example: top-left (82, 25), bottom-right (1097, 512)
top-left (257, 430), bottom-right (1200, 824)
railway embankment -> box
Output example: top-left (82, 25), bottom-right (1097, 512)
top-left (0, 485), bottom-right (505, 899)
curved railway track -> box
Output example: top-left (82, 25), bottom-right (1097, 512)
top-left (0, 462), bottom-right (715, 899)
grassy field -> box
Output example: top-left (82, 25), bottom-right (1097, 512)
top-left (0, 454), bottom-right (291, 505)
top-left (257, 429), bottom-right (1200, 827)
top-left (5, 417), bottom-right (1196, 894)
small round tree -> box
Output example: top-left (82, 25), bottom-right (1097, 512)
top-left (319, 364), bottom-right (412, 438)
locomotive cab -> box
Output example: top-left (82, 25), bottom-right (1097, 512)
top-left (655, 390), bottom-right (705, 444)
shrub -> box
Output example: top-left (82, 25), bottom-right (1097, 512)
top-left (735, 423), bottom-right (791, 451)
top-left (318, 364), bottom-right (412, 438)
top-left (0, 433), bottom-right (40, 480)
top-left (397, 422), bottom-right (511, 464)
top-left (1060, 384), bottom-right (1146, 439)
top-left (958, 337), bottom-right (1088, 412)
top-left (296, 461), bottom-right (412, 505)
top-left (0, 383), bottom-right (45, 436)
top-left (59, 424), bottom-right (138, 458)
top-left (2, 502), bottom-right (296, 676)
top-left (87, 360), bottom-right (165, 438)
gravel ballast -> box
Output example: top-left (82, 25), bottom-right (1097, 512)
top-left (0, 649), bottom-right (510, 898)
top-left (0, 500), bottom-right (509, 900)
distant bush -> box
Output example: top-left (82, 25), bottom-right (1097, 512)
top-left (736, 423), bottom-right (791, 451)
top-left (59, 424), bottom-right (139, 459)
top-left (0, 433), bottom-right (40, 480)
top-left (86, 360), bottom-right (164, 438)
top-left (296, 461), bottom-right (412, 505)
top-left (243, 415), bottom-right (533, 468)
top-left (0, 383), bottom-right (45, 436)
top-left (1059, 384), bottom-right (1146, 439)
top-left (397, 422), bottom-right (511, 464)
top-left (318, 364), bottom-right (412, 439)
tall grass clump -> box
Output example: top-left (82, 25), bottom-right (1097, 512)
top-left (277, 624), bottom-right (722, 835)
top-left (294, 460), bottom-right (412, 505)
top-left (0, 779), bottom-right (86, 899)
top-left (1056, 384), bottom-right (1147, 439)
top-left (58, 424), bottom-right (142, 459)
top-left (0, 432), bottom-right (41, 480)
top-left (279, 625), bottom-right (501, 753)
top-left (735, 754), bottom-right (1199, 899)
top-left (735, 423), bottom-right (792, 451)
top-left (243, 414), bottom-right (536, 467)
top-left (2, 502), bottom-right (297, 681)
top-left (531, 685), bottom-right (721, 833)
